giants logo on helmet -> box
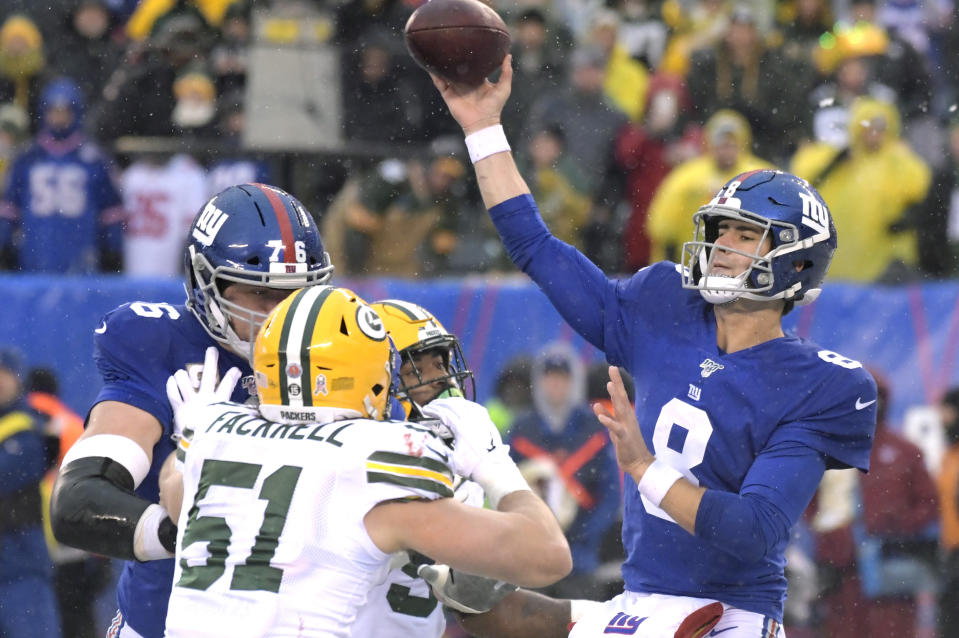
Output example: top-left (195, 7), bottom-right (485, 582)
top-left (798, 192), bottom-right (830, 238)
top-left (192, 201), bottom-right (229, 246)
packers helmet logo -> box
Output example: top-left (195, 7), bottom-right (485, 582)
top-left (356, 305), bottom-right (387, 341)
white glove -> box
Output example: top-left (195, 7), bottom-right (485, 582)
top-left (420, 397), bottom-right (529, 507)
top-left (166, 346), bottom-right (242, 440)
top-left (417, 563), bottom-right (518, 614)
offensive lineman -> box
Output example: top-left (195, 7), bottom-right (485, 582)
top-left (159, 286), bottom-right (571, 637)
top-left (50, 184), bottom-right (334, 637)
top-left (423, 57), bottom-right (877, 637)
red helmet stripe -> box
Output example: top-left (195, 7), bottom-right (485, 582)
top-left (254, 183), bottom-right (295, 263)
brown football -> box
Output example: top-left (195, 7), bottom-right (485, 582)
top-left (404, 0), bottom-right (511, 87)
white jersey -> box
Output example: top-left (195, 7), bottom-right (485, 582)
top-left (350, 478), bottom-right (485, 638)
top-left (121, 154), bottom-right (207, 277)
top-left (165, 403), bottom-right (455, 638)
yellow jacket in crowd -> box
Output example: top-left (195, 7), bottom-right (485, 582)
top-left (647, 110), bottom-right (770, 262)
top-left (791, 98), bottom-right (931, 281)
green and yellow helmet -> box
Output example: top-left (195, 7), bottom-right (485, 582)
top-left (253, 286), bottom-right (392, 423)
top-left (371, 299), bottom-right (474, 406)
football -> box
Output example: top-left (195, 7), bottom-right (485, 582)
top-left (404, 0), bottom-right (511, 87)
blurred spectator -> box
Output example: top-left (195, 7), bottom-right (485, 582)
top-left (813, 372), bottom-right (938, 638)
top-left (124, 0), bottom-right (218, 42)
top-left (92, 10), bottom-right (212, 142)
top-left (615, 72), bottom-right (703, 271)
top-left (936, 387), bottom-right (959, 637)
top-left (485, 355), bottom-right (533, 437)
top-left (0, 347), bottom-right (62, 638)
top-left (612, 0), bottom-right (669, 70)
top-left (584, 8), bottom-right (649, 122)
top-left (120, 152), bottom-right (207, 277)
top-left (525, 45), bottom-right (629, 199)
top-left (48, 0), bottom-right (124, 107)
top-left (205, 88), bottom-right (271, 195)
top-left (501, 8), bottom-right (571, 139)
top-left (828, 0), bottom-right (939, 158)
top-left (686, 3), bottom-right (816, 163)
top-left (658, 0), bottom-right (732, 76)
top-left (916, 114), bottom-right (959, 277)
top-left (26, 366), bottom-right (109, 638)
top-left (333, 0), bottom-right (413, 51)
top-left (170, 63), bottom-right (218, 137)
top-left (341, 30), bottom-right (424, 145)
top-left (507, 343), bottom-right (621, 601)
top-left (646, 109), bottom-right (770, 262)
top-left (0, 14), bottom-right (47, 119)
top-left (0, 102), bottom-right (28, 191)
top-left (517, 125), bottom-right (591, 249)
top-left (0, 77), bottom-right (124, 273)
top-left (208, 0), bottom-right (250, 95)
top-left (808, 24), bottom-right (897, 148)
top-left (791, 97), bottom-right (931, 282)
top-left (323, 146), bottom-right (469, 276)
top-left (776, 0), bottom-right (834, 70)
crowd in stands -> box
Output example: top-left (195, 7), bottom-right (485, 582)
top-left (0, 0), bottom-right (956, 278)
top-left (2, 1), bottom-right (959, 637)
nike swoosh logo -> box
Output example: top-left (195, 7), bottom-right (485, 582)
top-left (709, 627), bottom-right (738, 636)
top-left (855, 397), bottom-right (877, 410)
top-left (94, 321), bottom-right (107, 334)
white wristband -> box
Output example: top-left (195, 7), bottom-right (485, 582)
top-left (133, 504), bottom-right (175, 561)
top-left (464, 124), bottom-right (511, 164)
top-left (472, 450), bottom-right (530, 509)
top-left (638, 460), bottom-right (683, 507)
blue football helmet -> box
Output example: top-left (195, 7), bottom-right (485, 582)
top-left (39, 77), bottom-right (84, 139)
top-left (681, 170), bottom-right (836, 307)
top-left (184, 183), bottom-right (334, 355)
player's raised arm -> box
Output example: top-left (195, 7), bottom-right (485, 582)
top-left (428, 57), bottom-right (625, 354)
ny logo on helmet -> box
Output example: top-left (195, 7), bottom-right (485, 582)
top-left (798, 192), bottom-right (830, 238)
top-left (192, 202), bottom-right (229, 246)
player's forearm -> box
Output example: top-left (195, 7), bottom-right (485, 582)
top-left (494, 491), bottom-right (573, 586)
top-left (457, 589), bottom-right (572, 638)
top-left (659, 478), bottom-right (707, 535)
top-left (473, 150), bottom-right (530, 209)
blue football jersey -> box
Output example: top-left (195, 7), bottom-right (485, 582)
top-left (92, 301), bottom-right (253, 638)
top-left (487, 194), bottom-right (876, 622)
top-left (606, 262), bottom-right (875, 618)
top-left (3, 138), bottom-right (123, 273)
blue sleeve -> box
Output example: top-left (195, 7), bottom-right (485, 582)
top-left (92, 305), bottom-right (178, 429)
top-left (490, 195), bottom-right (646, 365)
top-left (0, 430), bottom-right (47, 494)
top-left (695, 440), bottom-right (826, 564)
top-left (772, 365), bottom-right (877, 472)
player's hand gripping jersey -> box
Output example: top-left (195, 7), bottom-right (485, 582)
top-left (93, 302), bottom-right (254, 634)
top-left (487, 193), bottom-right (875, 621)
top-left (165, 402), bottom-right (455, 638)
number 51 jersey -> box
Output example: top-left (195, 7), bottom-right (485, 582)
top-left (165, 403), bottom-right (455, 638)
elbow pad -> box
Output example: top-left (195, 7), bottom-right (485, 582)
top-left (50, 456), bottom-right (176, 560)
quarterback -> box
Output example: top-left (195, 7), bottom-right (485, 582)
top-left (51, 184), bottom-right (334, 637)
top-left (160, 286), bottom-right (571, 637)
top-left (426, 57), bottom-right (877, 637)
